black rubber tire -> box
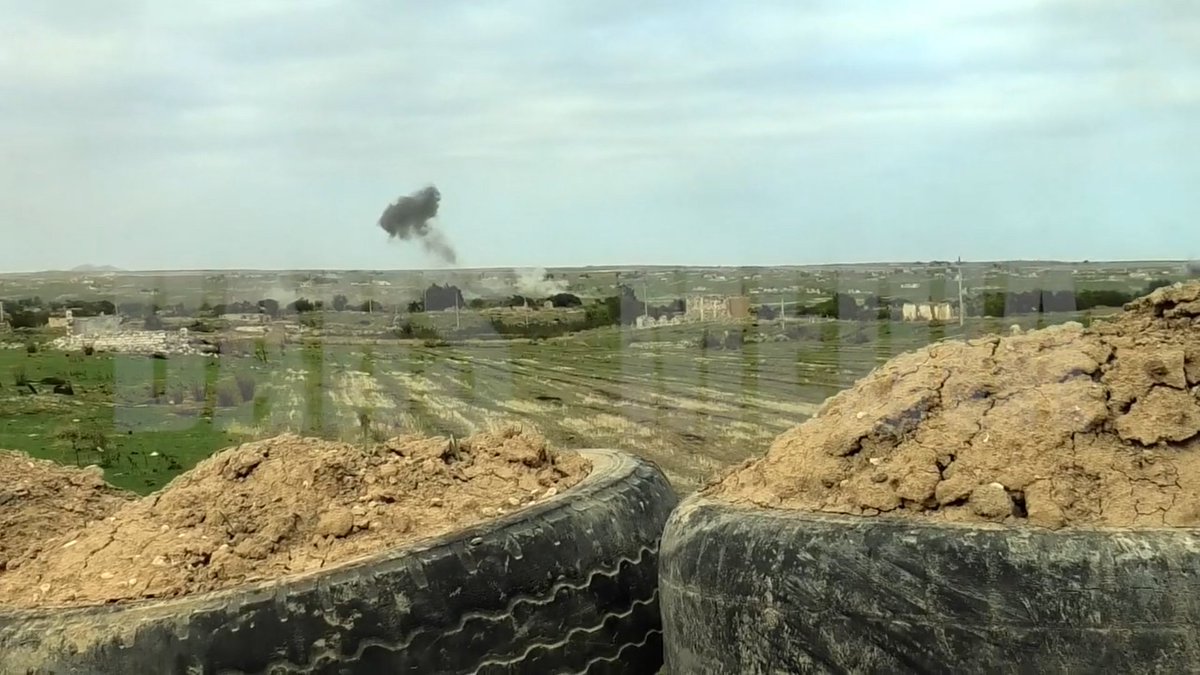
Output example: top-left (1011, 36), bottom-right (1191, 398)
top-left (0, 449), bottom-right (677, 675)
top-left (660, 494), bottom-right (1200, 675)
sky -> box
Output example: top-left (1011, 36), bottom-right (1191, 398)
top-left (1, 0), bottom-right (1198, 272)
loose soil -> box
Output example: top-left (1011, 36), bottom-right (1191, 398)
top-left (0, 425), bottom-right (589, 608)
top-left (709, 282), bottom-right (1200, 529)
top-left (0, 452), bottom-right (132, 570)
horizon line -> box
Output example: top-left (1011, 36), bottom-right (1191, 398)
top-left (1, 258), bottom-right (1191, 276)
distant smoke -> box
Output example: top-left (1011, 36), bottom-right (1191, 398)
top-left (1187, 260), bottom-right (1200, 278)
top-left (378, 186), bottom-right (457, 265)
top-left (515, 267), bottom-right (569, 298)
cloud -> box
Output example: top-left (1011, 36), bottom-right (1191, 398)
top-left (0, 0), bottom-right (1197, 270)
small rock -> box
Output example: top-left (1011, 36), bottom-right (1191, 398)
top-left (39, 583), bottom-right (50, 594)
top-left (315, 509), bottom-right (355, 538)
top-left (970, 483), bottom-right (1014, 519)
top-left (430, 498), bottom-right (443, 507)
top-left (542, 487), bottom-right (558, 499)
top-left (62, 539), bottom-right (77, 548)
top-left (507, 497), bottom-right (521, 507)
top-left (871, 472), bottom-right (888, 484)
top-left (868, 458), bottom-right (882, 466)
top-left (99, 572), bottom-right (115, 580)
top-left (351, 505), bottom-right (367, 516)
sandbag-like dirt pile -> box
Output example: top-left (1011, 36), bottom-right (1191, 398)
top-left (0, 452), bottom-right (132, 570)
top-left (709, 282), bottom-right (1200, 529)
top-left (0, 425), bottom-right (588, 608)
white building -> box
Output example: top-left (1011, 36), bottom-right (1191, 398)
top-left (901, 302), bottom-right (955, 322)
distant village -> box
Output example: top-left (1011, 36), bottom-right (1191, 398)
top-left (0, 261), bottom-right (1185, 356)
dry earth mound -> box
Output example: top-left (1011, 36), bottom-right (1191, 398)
top-left (0, 425), bottom-right (588, 608)
top-left (0, 452), bottom-right (132, 570)
top-left (709, 282), bottom-right (1200, 529)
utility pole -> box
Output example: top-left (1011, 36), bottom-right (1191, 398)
top-left (455, 294), bottom-right (460, 330)
top-left (957, 256), bottom-right (965, 327)
top-left (643, 280), bottom-right (649, 321)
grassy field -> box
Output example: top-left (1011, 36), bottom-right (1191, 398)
top-left (0, 309), bottom-right (1109, 494)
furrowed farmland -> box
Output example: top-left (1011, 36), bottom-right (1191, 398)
top-left (0, 306), bottom-right (1119, 494)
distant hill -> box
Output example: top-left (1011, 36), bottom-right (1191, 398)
top-left (70, 264), bottom-right (123, 272)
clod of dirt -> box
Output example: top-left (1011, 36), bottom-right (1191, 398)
top-left (0, 452), bottom-right (132, 570)
top-left (708, 281), bottom-right (1200, 529)
top-left (0, 425), bottom-right (589, 608)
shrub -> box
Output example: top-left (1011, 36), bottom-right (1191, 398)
top-left (215, 382), bottom-right (240, 407)
top-left (253, 338), bottom-right (269, 363)
top-left (169, 387), bottom-right (185, 405)
top-left (82, 344), bottom-right (95, 356)
top-left (253, 394), bottom-right (271, 424)
top-left (12, 365), bottom-right (28, 387)
top-left (235, 373), bottom-right (257, 401)
top-left (25, 342), bottom-right (38, 354)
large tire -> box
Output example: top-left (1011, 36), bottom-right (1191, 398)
top-left (0, 449), bottom-right (677, 675)
top-left (660, 495), bottom-right (1200, 674)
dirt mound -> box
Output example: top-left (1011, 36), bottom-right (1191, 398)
top-left (708, 282), bottom-right (1200, 529)
top-left (0, 425), bottom-right (589, 608)
top-left (0, 452), bottom-right (132, 570)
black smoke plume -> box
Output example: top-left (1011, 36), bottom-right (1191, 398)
top-left (378, 186), bottom-right (457, 264)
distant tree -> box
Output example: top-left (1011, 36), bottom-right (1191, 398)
top-left (467, 298), bottom-right (487, 310)
top-left (257, 299), bottom-right (280, 317)
top-left (290, 298), bottom-right (317, 313)
top-left (616, 285), bottom-right (645, 325)
top-left (408, 300), bottom-right (425, 313)
top-left (422, 284), bottom-right (466, 312)
top-left (981, 292), bottom-right (1008, 317)
top-left (1144, 279), bottom-right (1174, 295)
top-left (8, 307), bottom-right (48, 329)
top-left (1076, 289), bottom-right (1133, 310)
top-left (547, 293), bottom-right (582, 308)
top-left (332, 294), bottom-right (349, 311)
top-left (358, 299), bottom-right (384, 313)
top-left (584, 297), bottom-right (620, 328)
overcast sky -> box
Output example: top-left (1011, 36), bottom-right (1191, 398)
top-left (1, 0), bottom-right (1197, 271)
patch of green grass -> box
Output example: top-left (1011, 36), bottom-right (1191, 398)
top-left (0, 349), bottom-right (255, 494)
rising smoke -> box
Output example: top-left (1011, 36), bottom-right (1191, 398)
top-left (378, 186), bottom-right (458, 265)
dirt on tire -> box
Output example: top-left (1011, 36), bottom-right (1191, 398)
top-left (708, 281), bottom-right (1200, 529)
top-left (0, 424), bottom-right (588, 608)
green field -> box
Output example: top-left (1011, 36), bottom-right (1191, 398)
top-left (0, 310), bottom-right (1107, 494)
